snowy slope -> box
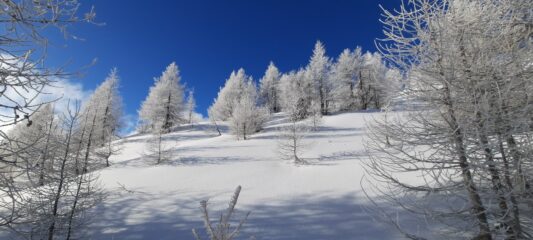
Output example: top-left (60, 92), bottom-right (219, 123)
top-left (87, 112), bottom-right (411, 240)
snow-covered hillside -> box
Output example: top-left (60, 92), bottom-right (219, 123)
top-left (86, 111), bottom-right (406, 240)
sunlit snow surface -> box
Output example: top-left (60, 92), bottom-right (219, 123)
top-left (86, 112), bottom-right (421, 239)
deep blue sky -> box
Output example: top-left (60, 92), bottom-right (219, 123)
top-left (45, 0), bottom-right (401, 122)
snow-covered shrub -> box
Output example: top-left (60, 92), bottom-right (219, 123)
top-left (192, 186), bottom-right (251, 240)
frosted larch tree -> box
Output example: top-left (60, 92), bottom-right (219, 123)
top-left (0, 0), bottom-right (95, 231)
top-left (330, 48), bottom-right (363, 111)
top-left (364, 0), bottom-right (532, 239)
top-left (305, 41), bottom-right (332, 115)
top-left (279, 70), bottom-right (308, 121)
top-left (229, 81), bottom-right (267, 140)
top-left (139, 62), bottom-right (185, 133)
top-left (185, 89), bottom-right (196, 126)
top-left (79, 69), bottom-right (123, 167)
top-left (208, 68), bottom-right (252, 121)
top-left (258, 61), bottom-right (281, 113)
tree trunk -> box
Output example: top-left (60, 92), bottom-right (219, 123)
top-left (101, 104), bottom-right (110, 144)
top-left (47, 115), bottom-right (76, 240)
top-left (82, 114), bottom-right (98, 174)
top-left (39, 114), bottom-right (55, 186)
top-left (442, 81), bottom-right (492, 239)
top-left (243, 123), bottom-right (247, 140)
top-left (163, 92), bottom-right (172, 132)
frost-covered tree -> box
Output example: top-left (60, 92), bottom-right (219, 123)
top-left (278, 70), bottom-right (309, 121)
top-left (209, 68), bottom-right (252, 121)
top-left (78, 69), bottom-right (123, 168)
top-left (309, 99), bottom-right (322, 130)
top-left (32, 104), bottom-right (60, 186)
top-left (7, 103), bottom-right (59, 186)
top-left (364, 0), bottom-right (532, 239)
top-left (11, 102), bottom-right (104, 240)
top-left (0, 1), bottom-right (95, 128)
top-left (185, 89), bottom-right (197, 126)
top-left (330, 48), bottom-right (363, 111)
top-left (305, 41), bottom-right (332, 115)
top-left (144, 128), bottom-right (173, 165)
top-left (139, 62), bottom-right (185, 133)
top-left (277, 118), bottom-right (309, 164)
top-left (209, 68), bottom-right (267, 139)
top-left (352, 52), bottom-right (384, 110)
top-left (229, 82), bottom-right (267, 140)
top-left (0, 1), bottom-right (95, 230)
top-left (328, 47), bottom-right (401, 112)
top-left (358, 52), bottom-right (400, 109)
top-left (83, 68), bottom-right (123, 145)
top-left (279, 70), bottom-right (302, 119)
top-left (207, 108), bottom-right (222, 136)
top-left (258, 62), bottom-right (281, 113)
top-left (381, 68), bottom-right (403, 108)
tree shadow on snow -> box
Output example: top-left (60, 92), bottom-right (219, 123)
top-left (87, 190), bottom-right (427, 240)
top-left (317, 150), bottom-right (369, 162)
top-left (167, 156), bottom-right (247, 166)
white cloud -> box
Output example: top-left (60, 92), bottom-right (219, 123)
top-left (0, 78), bottom-right (91, 133)
top-left (0, 54), bottom-right (91, 132)
top-left (119, 114), bottom-right (138, 137)
top-left (40, 78), bottom-right (92, 112)
top-left (192, 112), bottom-right (205, 122)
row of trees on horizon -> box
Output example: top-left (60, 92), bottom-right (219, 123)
top-left (207, 40), bottom-right (402, 140)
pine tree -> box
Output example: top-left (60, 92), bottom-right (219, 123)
top-left (139, 62), bottom-right (185, 133)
